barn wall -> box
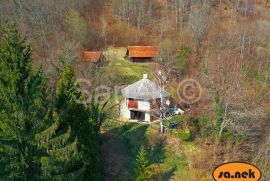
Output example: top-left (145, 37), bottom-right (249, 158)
top-left (130, 57), bottom-right (153, 62)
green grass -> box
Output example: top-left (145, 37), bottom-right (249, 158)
top-left (104, 47), bottom-right (154, 85)
top-left (99, 47), bottom-right (209, 180)
top-left (100, 120), bottom-right (207, 181)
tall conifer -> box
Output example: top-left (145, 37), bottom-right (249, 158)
top-left (0, 23), bottom-right (82, 180)
top-left (0, 23), bottom-right (45, 180)
top-left (55, 64), bottom-right (101, 180)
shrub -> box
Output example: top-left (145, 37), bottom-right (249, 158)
top-left (215, 93), bottom-right (224, 135)
top-left (188, 117), bottom-right (200, 135)
top-left (169, 115), bottom-right (184, 128)
top-left (174, 129), bottom-right (191, 141)
top-left (198, 117), bottom-right (213, 137)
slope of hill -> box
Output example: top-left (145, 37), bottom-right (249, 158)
top-left (100, 120), bottom-right (210, 181)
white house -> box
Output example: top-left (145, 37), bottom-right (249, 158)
top-left (121, 74), bottom-right (170, 123)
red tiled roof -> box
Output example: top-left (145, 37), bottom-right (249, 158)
top-left (81, 51), bottom-right (102, 62)
top-left (127, 46), bottom-right (158, 58)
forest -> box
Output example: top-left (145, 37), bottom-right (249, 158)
top-left (0, 0), bottom-right (270, 181)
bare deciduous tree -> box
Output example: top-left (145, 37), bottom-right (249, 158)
top-left (188, 3), bottom-right (211, 51)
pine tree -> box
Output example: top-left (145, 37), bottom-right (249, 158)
top-left (88, 97), bottom-right (111, 136)
top-left (55, 64), bottom-right (101, 180)
top-left (0, 23), bottom-right (82, 180)
top-left (36, 112), bottom-right (85, 180)
top-left (134, 146), bottom-right (152, 181)
top-left (0, 22), bottom-right (46, 180)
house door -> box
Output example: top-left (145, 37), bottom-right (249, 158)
top-left (130, 111), bottom-right (145, 121)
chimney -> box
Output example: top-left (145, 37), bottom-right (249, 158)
top-left (143, 73), bottom-right (147, 79)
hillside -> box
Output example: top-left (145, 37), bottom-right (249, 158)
top-left (0, 0), bottom-right (270, 180)
top-left (100, 121), bottom-right (208, 181)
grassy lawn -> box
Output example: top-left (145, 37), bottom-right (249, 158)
top-left (104, 47), bottom-right (158, 85)
top-left (100, 120), bottom-right (210, 181)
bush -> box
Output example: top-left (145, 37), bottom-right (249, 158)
top-left (215, 93), bottom-right (224, 135)
top-left (169, 115), bottom-right (184, 128)
top-left (188, 117), bottom-right (200, 135)
top-left (198, 117), bottom-right (213, 137)
top-left (174, 129), bottom-right (191, 141)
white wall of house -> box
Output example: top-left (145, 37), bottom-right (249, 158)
top-left (121, 99), bottom-right (151, 122)
top-left (145, 113), bottom-right (151, 122)
top-left (138, 100), bottom-right (150, 111)
top-left (121, 101), bottom-right (130, 120)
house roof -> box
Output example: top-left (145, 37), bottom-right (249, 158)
top-left (81, 51), bottom-right (102, 62)
top-left (126, 46), bottom-right (158, 58)
top-left (121, 74), bottom-right (170, 100)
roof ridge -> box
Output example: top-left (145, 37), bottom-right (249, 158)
top-left (121, 77), bottom-right (169, 100)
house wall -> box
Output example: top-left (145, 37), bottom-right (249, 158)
top-left (127, 98), bottom-right (150, 111)
top-left (122, 99), bottom-right (152, 122)
top-left (138, 100), bottom-right (150, 111)
top-left (145, 113), bottom-right (151, 122)
top-left (121, 101), bottom-right (130, 120)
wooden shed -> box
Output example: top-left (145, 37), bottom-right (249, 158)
top-left (125, 46), bottom-right (158, 63)
top-left (81, 51), bottom-right (108, 65)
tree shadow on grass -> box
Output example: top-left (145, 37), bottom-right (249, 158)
top-left (149, 138), bottom-right (166, 165)
top-left (99, 123), bottom-right (149, 181)
top-left (162, 166), bottom-right (177, 181)
top-left (100, 122), bottom-right (176, 181)
top-left (148, 138), bottom-right (176, 180)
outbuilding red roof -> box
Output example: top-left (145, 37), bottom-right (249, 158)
top-left (127, 46), bottom-right (158, 58)
top-left (81, 51), bottom-right (102, 62)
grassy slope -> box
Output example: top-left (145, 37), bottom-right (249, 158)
top-left (100, 47), bottom-right (210, 180)
top-left (100, 121), bottom-right (210, 181)
top-left (104, 47), bottom-right (158, 85)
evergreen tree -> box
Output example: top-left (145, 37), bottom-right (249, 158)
top-left (134, 146), bottom-right (151, 181)
top-left (88, 97), bottom-right (111, 136)
top-left (0, 22), bottom-right (46, 180)
top-left (36, 112), bottom-right (84, 180)
top-left (0, 23), bottom-right (82, 180)
top-left (55, 64), bottom-right (101, 180)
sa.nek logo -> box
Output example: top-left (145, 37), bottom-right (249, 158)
top-left (212, 162), bottom-right (261, 181)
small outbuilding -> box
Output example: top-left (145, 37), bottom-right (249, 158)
top-left (81, 51), bottom-right (108, 65)
top-left (125, 46), bottom-right (158, 63)
top-left (121, 74), bottom-right (170, 123)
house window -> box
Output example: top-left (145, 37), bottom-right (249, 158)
top-left (130, 111), bottom-right (145, 121)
